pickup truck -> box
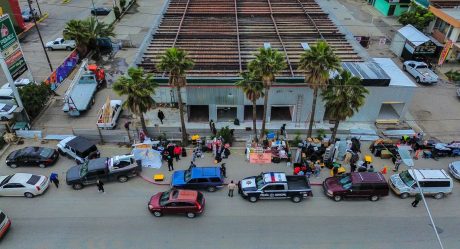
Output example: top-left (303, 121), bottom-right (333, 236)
top-left (66, 154), bottom-right (141, 190)
top-left (46, 38), bottom-right (76, 51)
top-left (238, 172), bottom-right (312, 203)
top-left (403, 60), bottom-right (438, 84)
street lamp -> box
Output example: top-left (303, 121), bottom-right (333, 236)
top-left (27, 0), bottom-right (53, 72)
top-left (398, 148), bottom-right (444, 249)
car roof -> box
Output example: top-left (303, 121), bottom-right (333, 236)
top-left (12, 147), bottom-right (49, 157)
top-left (66, 136), bottom-right (96, 153)
top-left (170, 189), bottom-right (198, 202)
top-left (409, 169), bottom-right (451, 180)
top-left (350, 172), bottom-right (386, 183)
top-left (10, 173), bottom-right (38, 183)
top-left (263, 172), bottom-right (287, 183)
top-left (191, 167), bottom-right (221, 178)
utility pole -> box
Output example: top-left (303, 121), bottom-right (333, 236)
top-left (27, 0), bottom-right (53, 72)
top-left (32, 0), bottom-right (43, 17)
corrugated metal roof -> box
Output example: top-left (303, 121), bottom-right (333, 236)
top-left (373, 58), bottom-right (417, 87)
top-left (397, 24), bottom-right (429, 46)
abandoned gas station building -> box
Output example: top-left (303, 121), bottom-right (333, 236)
top-left (137, 0), bottom-right (416, 125)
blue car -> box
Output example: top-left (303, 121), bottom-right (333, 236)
top-left (171, 167), bottom-right (224, 192)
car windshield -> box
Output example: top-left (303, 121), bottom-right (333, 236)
top-left (160, 191), bottom-right (171, 206)
top-left (39, 148), bottom-right (54, 158)
top-left (339, 176), bottom-right (352, 190)
top-left (399, 171), bottom-right (415, 187)
top-left (255, 175), bottom-right (264, 189)
top-left (184, 169), bottom-right (192, 182)
top-left (0, 175), bottom-right (14, 187)
top-left (0, 104), bottom-right (12, 112)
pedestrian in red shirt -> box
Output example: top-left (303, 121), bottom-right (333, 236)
top-left (173, 145), bottom-right (182, 162)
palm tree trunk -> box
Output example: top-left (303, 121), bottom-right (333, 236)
top-left (307, 88), bottom-right (318, 138)
top-left (252, 99), bottom-right (257, 142)
top-left (140, 113), bottom-right (148, 136)
top-left (331, 120), bottom-right (340, 143)
top-left (260, 88), bottom-right (269, 141)
top-left (177, 86), bottom-right (188, 146)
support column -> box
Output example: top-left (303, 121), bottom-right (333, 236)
top-left (237, 105), bottom-right (244, 123)
top-left (209, 104), bottom-right (217, 122)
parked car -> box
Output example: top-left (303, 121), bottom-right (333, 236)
top-left (0, 173), bottom-right (49, 198)
top-left (238, 172), bottom-right (312, 203)
top-left (66, 155), bottom-right (141, 190)
top-left (0, 103), bottom-right (17, 121)
top-left (0, 88), bottom-right (14, 101)
top-left (0, 209), bottom-right (11, 239)
top-left (2, 78), bottom-right (34, 89)
top-left (96, 99), bottom-right (122, 129)
top-left (448, 161), bottom-right (460, 180)
top-left (57, 136), bottom-right (100, 163)
top-left (403, 61), bottom-right (438, 84)
top-left (21, 7), bottom-right (38, 22)
top-left (323, 172), bottom-right (389, 202)
top-left (45, 38), bottom-right (76, 51)
top-left (389, 169), bottom-right (453, 199)
top-left (148, 189), bottom-right (205, 218)
top-left (171, 167), bottom-right (224, 192)
top-left (6, 147), bottom-right (59, 168)
top-left (91, 7), bottom-right (111, 16)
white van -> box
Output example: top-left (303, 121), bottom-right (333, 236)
top-left (389, 169), bottom-right (453, 199)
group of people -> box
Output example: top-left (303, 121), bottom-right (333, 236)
top-left (294, 160), bottom-right (322, 178)
top-left (162, 144), bottom-right (184, 171)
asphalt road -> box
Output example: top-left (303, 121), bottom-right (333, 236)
top-left (1, 141), bottom-right (460, 249)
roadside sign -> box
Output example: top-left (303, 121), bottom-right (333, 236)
top-left (0, 14), bottom-right (27, 80)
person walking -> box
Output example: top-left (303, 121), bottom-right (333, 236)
top-left (158, 110), bottom-right (165, 124)
top-left (50, 172), bottom-right (59, 188)
top-left (220, 163), bottom-right (227, 178)
top-left (412, 193), bottom-right (422, 207)
top-left (367, 165), bottom-right (375, 172)
top-left (314, 161), bottom-right (321, 178)
top-left (167, 154), bottom-right (174, 171)
top-left (96, 180), bottom-right (105, 193)
top-left (228, 180), bottom-right (236, 197)
top-left (173, 145), bottom-right (182, 162)
top-left (350, 162), bottom-right (357, 173)
top-left (393, 155), bottom-right (402, 172)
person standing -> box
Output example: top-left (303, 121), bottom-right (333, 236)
top-left (412, 193), bottom-right (422, 207)
top-left (173, 145), bottom-right (182, 162)
top-left (209, 120), bottom-right (215, 133)
top-left (350, 162), bottom-right (357, 173)
top-left (228, 180), bottom-right (236, 197)
top-left (314, 161), bottom-right (321, 178)
top-left (167, 154), bottom-right (174, 171)
top-left (394, 155), bottom-right (402, 172)
top-left (50, 172), bottom-right (59, 188)
top-left (220, 163), bottom-right (227, 178)
top-left (96, 180), bottom-right (105, 193)
top-left (158, 110), bottom-right (165, 124)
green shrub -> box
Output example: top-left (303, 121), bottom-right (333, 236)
top-left (19, 82), bottom-right (52, 120)
top-left (120, 0), bottom-right (127, 11)
top-left (217, 126), bottom-right (234, 145)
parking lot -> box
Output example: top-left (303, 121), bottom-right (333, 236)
top-left (1, 140), bottom-right (460, 248)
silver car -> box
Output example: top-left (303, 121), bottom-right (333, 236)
top-left (448, 161), bottom-right (460, 180)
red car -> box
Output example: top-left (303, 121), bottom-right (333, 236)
top-left (148, 189), bottom-right (205, 218)
top-left (0, 209), bottom-right (11, 239)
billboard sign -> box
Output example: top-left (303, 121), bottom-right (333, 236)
top-left (0, 14), bottom-right (27, 80)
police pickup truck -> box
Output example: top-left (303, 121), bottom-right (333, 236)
top-left (238, 172), bottom-right (312, 203)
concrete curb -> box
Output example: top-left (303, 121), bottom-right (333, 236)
top-left (0, 143), bottom-right (11, 158)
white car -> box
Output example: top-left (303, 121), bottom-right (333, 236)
top-left (403, 61), bottom-right (438, 84)
top-left (0, 173), bottom-right (49, 198)
top-left (448, 161), bottom-right (460, 180)
top-left (45, 38), bottom-right (76, 51)
top-left (1, 79), bottom-right (34, 89)
top-left (0, 103), bottom-right (17, 121)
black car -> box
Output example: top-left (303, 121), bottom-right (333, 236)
top-left (6, 147), bottom-right (59, 168)
top-left (91, 7), bottom-right (111, 16)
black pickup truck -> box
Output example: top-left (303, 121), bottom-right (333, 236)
top-left (238, 172), bottom-right (312, 203)
top-left (66, 155), bottom-right (141, 190)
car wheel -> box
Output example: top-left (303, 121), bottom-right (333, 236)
top-left (9, 163), bottom-right (17, 168)
top-left (402, 65), bottom-right (406, 71)
top-left (39, 163), bottom-right (46, 168)
top-left (186, 212), bottom-right (196, 218)
top-left (153, 211), bottom-right (162, 217)
top-left (72, 183), bottom-right (83, 190)
top-left (118, 175), bottom-right (128, 183)
top-left (369, 195), bottom-right (379, 202)
top-left (291, 195), bottom-right (302, 203)
top-left (400, 193), bottom-right (409, 199)
top-left (333, 195), bottom-right (342, 202)
top-left (207, 186), bottom-right (216, 192)
top-left (66, 46), bottom-right (72, 51)
top-left (48, 47), bottom-right (53, 51)
top-left (249, 196), bottom-right (258, 203)
top-left (416, 77), bottom-right (421, 83)
top-left (434, 192), bottom-right (444, 199)
top-left (24, 192), bottom-right (34, 198)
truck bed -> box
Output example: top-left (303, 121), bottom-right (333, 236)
top-left (286, 175), bottom-right (310, 190)
top-left (63, 83), bottom-right (97, 111)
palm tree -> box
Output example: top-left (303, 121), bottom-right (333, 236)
top-left (321, 70), bottom-right (369, 142)
top-left (298, 41), bottom-right (341, 138)
top-left (113, 67), bottom-right (158, 135)
top-left (63, 17), bottom-right (115, 56)
top-left (248, 47), bottom-right (286, 141)
top-left (157, 47), bottom-right (194, 145)
top-left (236, 71), bottom-right (264, 141)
